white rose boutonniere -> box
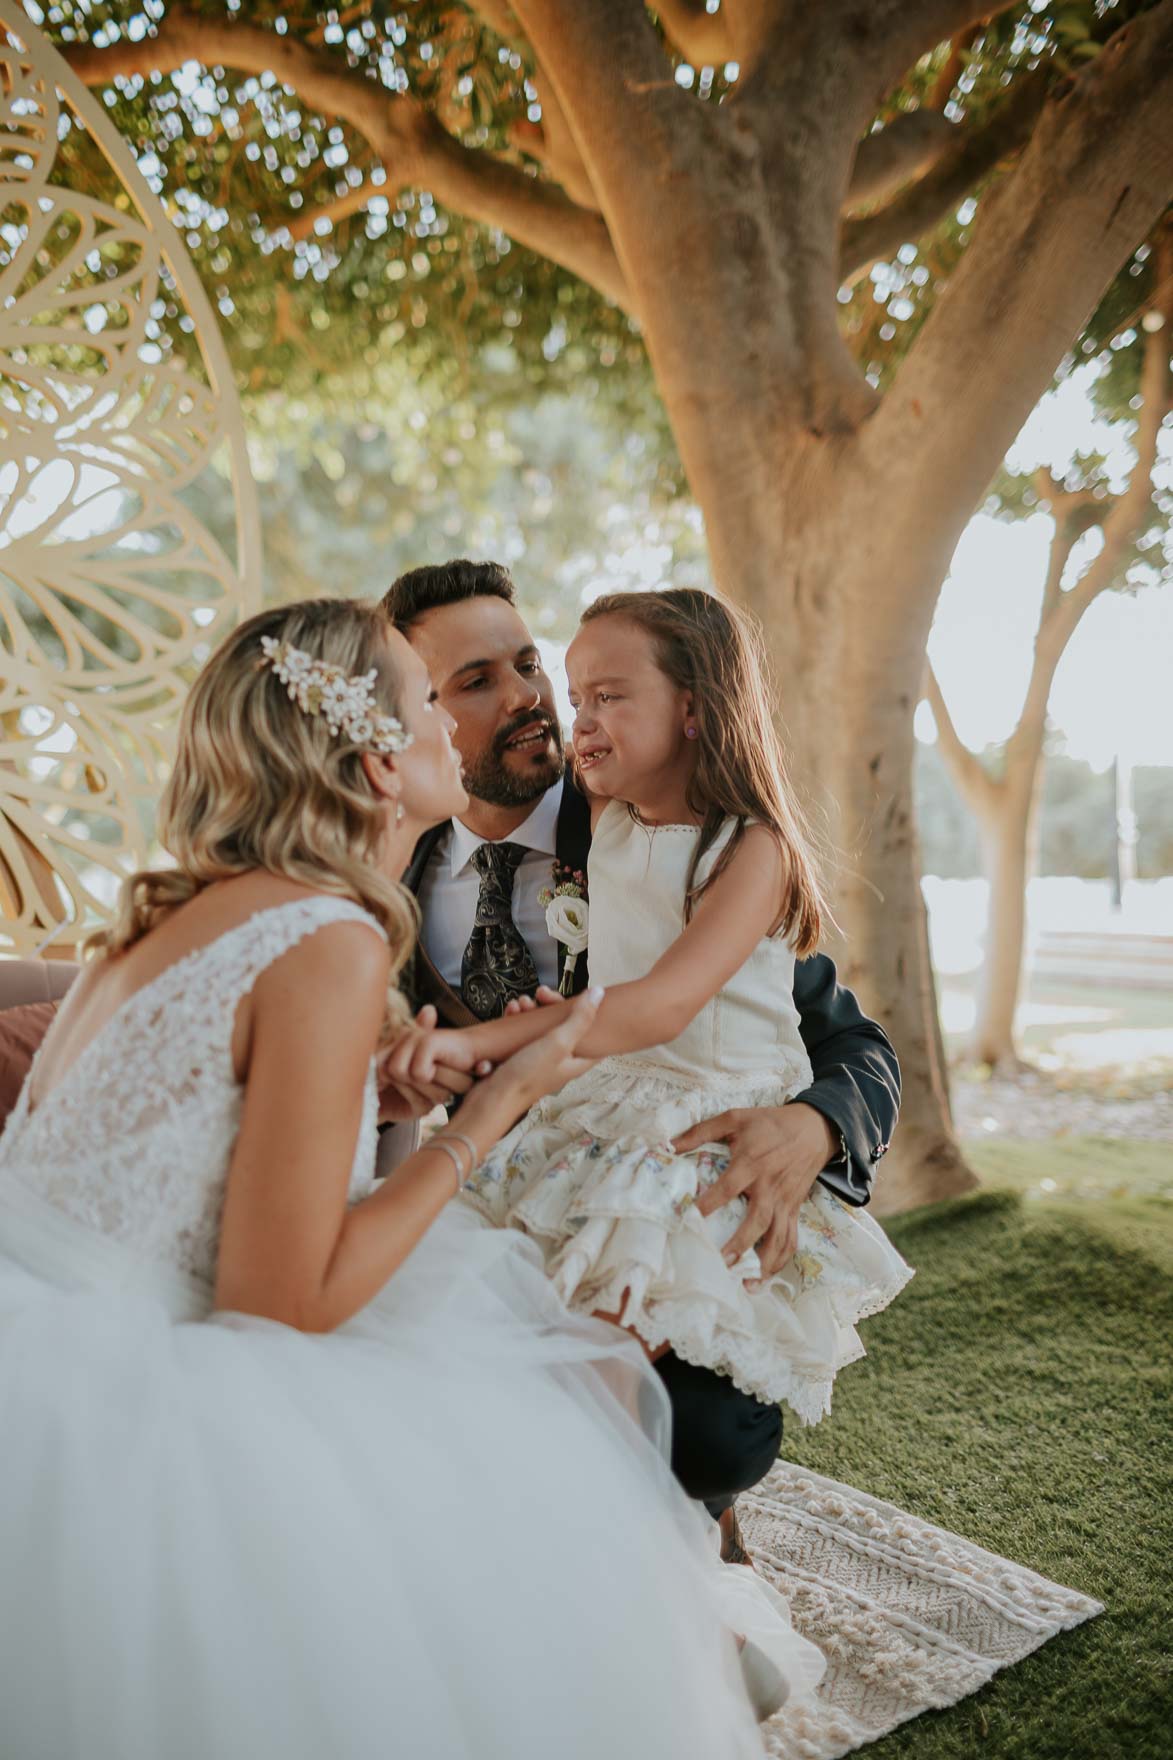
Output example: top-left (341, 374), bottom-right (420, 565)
top-left (538, 869), bottom-right (589, 996)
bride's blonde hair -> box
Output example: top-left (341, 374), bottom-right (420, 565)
top-left (86, 597), bottom-right (418, 1036)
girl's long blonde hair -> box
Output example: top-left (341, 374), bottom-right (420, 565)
top-left (86, 597), bottom-right (418, 1036)
top-left (580, 589), bottom-right (826, 956)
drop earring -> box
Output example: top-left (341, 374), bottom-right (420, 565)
top-left (395, 801), bottom-right (405, 824)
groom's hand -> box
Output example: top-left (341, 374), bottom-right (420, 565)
top-left (674, 1103), bottom-right (839, 1279)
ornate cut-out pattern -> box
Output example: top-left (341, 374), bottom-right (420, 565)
top-left (0, 2), bottom-right (260, 954)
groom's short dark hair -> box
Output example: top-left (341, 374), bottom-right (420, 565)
top-left (381, 559), bottom-right (516, 633)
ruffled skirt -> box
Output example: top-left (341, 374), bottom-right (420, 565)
top-left (463, 1058), bottom-right (914, 1422)
top-left (0, 1181), bottom-right (824, 1760)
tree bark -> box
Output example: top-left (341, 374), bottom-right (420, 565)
top-left (969, 763), bottom-right (1040, 1069)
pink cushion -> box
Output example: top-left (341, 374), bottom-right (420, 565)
top-left (0, 1001), bottom-right (59, 1129)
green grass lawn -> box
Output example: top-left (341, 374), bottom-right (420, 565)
top-left (782, 1143), bottom-right (1172, 1760)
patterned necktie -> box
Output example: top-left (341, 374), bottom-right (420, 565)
top-left (461, 841), bottom-right (540, 1020)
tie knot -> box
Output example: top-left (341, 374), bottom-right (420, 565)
top-left (470, 840), bottom-right (527, 882)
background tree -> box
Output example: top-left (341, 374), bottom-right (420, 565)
top-left (924, 229), bottom-right (1173, 1068)
top-left (45, 0), bottom-right (1173, 1209)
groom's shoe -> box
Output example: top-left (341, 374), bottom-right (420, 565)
top-left (719, 1504), bottom-right (755, 1569)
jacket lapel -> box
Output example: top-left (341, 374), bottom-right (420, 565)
top-left (402, 821), bottom-right (471, 1022)
top-left (554, 777), bottom-right (592, 995)
top-left (411, 941), bottom-right (477, 1028)
top-left (403, 776), bottom-right (593, 1007)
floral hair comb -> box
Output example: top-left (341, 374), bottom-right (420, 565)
top-left (259, 636), bottom-right (414, 754)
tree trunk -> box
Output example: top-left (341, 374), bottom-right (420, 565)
top-left (970, 769), bottom-right (1040, 1068)
top-left (696, 455), bottom-right (980, 1212)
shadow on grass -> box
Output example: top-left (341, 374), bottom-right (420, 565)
top-left (781, 1186), bottom-right (1172, 1760)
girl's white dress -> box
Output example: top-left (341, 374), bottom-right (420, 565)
top-left (464, 803), bottom-right (913, 1423)
top-left (0, 895), bottom-right (823, 1760)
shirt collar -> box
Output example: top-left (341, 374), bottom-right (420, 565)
top-left (449, 784), bottom-right (562, 879)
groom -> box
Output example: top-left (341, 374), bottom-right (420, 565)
top-left (381, 559), bottom-right (900, 1553)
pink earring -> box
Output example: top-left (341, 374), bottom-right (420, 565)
top-left (685, 724), bottom-right (698, 739)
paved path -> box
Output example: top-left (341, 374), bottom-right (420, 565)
top-left (953, 1072), bottom-right (1173, 1143)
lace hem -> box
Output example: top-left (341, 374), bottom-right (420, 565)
top-left (618, 1270), bottom-right (917, 1422)
top-left (464, 1115), bottom-right (914, 1423)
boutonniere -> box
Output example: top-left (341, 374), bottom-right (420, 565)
top-left (538, 863), bottom-right (588, 997)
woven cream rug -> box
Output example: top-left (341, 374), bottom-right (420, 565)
top-left (741, 1462), bottom-right (1103, 1757)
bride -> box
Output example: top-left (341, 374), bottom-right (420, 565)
top-left (0, 596), bottom-right (822, 1759)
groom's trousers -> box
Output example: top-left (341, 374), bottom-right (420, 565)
top-left (653, 1350), bottom-right (782, 1517)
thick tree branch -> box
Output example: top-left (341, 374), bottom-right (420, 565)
top-left (463, 3), bottom-right (603, 212)
top-left (777, 0), bottom-right (1001, 113)
top-left (1006, 522), bottom-right (1083, 757)
top-left (840, 71), bottom-right (1047, 282)
top-left (1049, 302), bottom-right (1171, 638)
top-left (510, 76), bottom-right (599, 210)
top-left (866, 1), bottom-right (1173, 589)
top-left (923, 663), bottom-right (997, 808)
top-left (928, 20), bottom-right (985, 110)
top-left (466, 0), bottom-right (521, 38)
top-left (720, 1), bottom-right (786, 77)
top-left (1008, 274), bottom-right (1171, 766)
top-left (845, 109), bottom-right (957, 212)
top-left (62, 6), bottom-right (632, 310)
top-left (655, 1), bottom-right (734, 66)
top-left (1029, 472), bottom-right (1104, 620)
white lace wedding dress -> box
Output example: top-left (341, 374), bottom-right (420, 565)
top-left (0, 895), bottom-right (824, 1760)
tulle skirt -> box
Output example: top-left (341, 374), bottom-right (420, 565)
top-left (0, 1182), bottom-right (823, 1759)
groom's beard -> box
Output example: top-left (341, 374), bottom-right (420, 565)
top-left (461, 710), bottom-right (565, 808)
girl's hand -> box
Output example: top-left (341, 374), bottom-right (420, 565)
top-left (503, 986), bottom-right (563, 1014)
top-left (377, 1007), bottom-right (491, 1111)
top-left (491, 986), bottom-right (603, 1112)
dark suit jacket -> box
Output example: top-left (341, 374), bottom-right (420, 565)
top-left (402, 776), bottom-right (899, 1206)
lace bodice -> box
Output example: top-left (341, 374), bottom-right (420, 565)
top-left (0, 897), bottom-right (385, 1289)
top-left (586, 802), bottom-right (812, 1090)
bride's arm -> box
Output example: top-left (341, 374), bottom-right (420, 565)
top-left (397, 826), bottom-right (787, 1079)
top-left (214, 923), bottom-right (599, 1333)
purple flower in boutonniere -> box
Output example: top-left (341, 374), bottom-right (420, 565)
top-left (537, 863), bottom-right (588, 996)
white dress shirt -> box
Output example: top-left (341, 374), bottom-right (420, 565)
top-left (416, 787), bottom-right (563, 993)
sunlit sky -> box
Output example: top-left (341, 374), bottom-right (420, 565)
top-left (917, 366), bottom-right (1173, 770)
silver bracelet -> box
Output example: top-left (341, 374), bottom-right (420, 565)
top-left (437, 1129), bottom-right (480, 1174)
top-left (427, 1137), bottom-right (468, 1191)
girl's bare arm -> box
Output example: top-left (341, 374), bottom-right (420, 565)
top-left (399, 826), bottom-right (786, 1080)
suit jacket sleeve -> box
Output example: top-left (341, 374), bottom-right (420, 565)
top-left (789, 953), bottom-right (900, 1207)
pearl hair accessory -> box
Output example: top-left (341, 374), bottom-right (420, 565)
top-left (259, 636), bottom-right (414, 754)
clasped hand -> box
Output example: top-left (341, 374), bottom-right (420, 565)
top-left (376, 1005), bottom-right (490, 1122)
top-left (376, 988), bottom-right (591, 1124)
